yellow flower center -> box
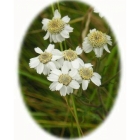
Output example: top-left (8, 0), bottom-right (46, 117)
top-left (47, 18), bottom-right (65, 34)
top-left (58, 74), bottom-right (72, 86)
top-left (79, 67), bottom-right (93, 80)
top-left (39, 52), bottom-right (52, 64)
top-left (88, 31), bottom-right (107, 47)
top-left (63, 49), bottom-right (77, 61)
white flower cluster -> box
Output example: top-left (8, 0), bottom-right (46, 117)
top-left (29, 9), bottom-right (112, 96)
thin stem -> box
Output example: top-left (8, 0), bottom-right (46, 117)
top-left (95, 58), bottom-right (100, 71)
top-left (97, 88), bottom-right (107, 115)
top-left (57, 0), bottom-right (61, 13)
top-left (60, 43), bottom-right (63, 51)
top-left (75, 97), bottom-right (100, 108)
top-left (51, 4), bottom-right (54, 14)
top-left (101, 70), bottom-right (120, 86)
top-left (64, 97), bottom-right (83, 136)
top-left (64, 40), bottom-right (67, 50)
top-left (71, 94), bottom-right (82, 137)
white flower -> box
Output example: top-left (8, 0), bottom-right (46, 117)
top-left (82, 29), bottom-right (112, 57)
top-left (42, 9), bottom-right (73, 43)
top-left (77, 63), bottom-right (101, 90)
top-left (94, 8), bottom-right (103, 18)
top-left (29, 44), bottom-right (61, 75)
top-left (47, 62), bottom-right (80, 96)
top-left (51, 46), bottom-right (84, 69)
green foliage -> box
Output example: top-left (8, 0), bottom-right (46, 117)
top-left (19, 1), bottom-right (120, 138)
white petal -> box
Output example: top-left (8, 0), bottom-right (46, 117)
top-left (62, 16), bottom-right (70, 23)
top-left (82, 80), bottom-right (89, 90)
top-left (47, 74), bottom-right (59, 82)
top-left (54, 9), bottom-right (61, 18)
top-left (43, 64), bottom-right (50, 75)
top-left (104, 44), bottom-right (110, 53)
top-left (74, 74), bottom-right (82, 81)
top-left (42, 18), bottom-right (50, 25)
top-left (106, 35), bottom-right (111, 40)
top-left (69, 69), bottom-right (78, 78)
top-left (43, 31), bottom-right (50, 40)
top-left (49, 82), bottom-right (58, 91)
top-left (83, 37), bottom-right (89, 43)
top-left (42, 18), bottom-right (50, 31)
top-left (94, 48), bottom-right (101, 57)
top-left (90, 29), bottom-right (96, 33)
top-left (45, 44), bottom-right (55, 53)
top-left (48, 62), bottom-right (56, 70)
top-left (56, 83), bottom-right (63, 90)
top-left (52, 34), bottom-right (57, 43)
top-left (53, 61), bottom-right (61, 68)
top-left (36, 63), bottom-right (44, 74)
top-left (57, 58), bottom-right (64, 67)
top-left (60, 30), bottom-right (69, 38)
top-left (71, 59), bottom-right (79, 69)
top-left (107, 40), bottom-right (112, 46)
top-left (93, 72), bottom-right (101, 79)
top-left (66, 86), bottom-right (73, 94)
top-left (91, 75), bottom-right (101, 86)
top-left (60, 86), bottom-right (67, 96)
top-left (34, 47), bottom-right (43, 54)
top-left (83, 43), bottom-right (93, 53)
top-left (84, 63), bottom-right (93, 68)
top-left (29, 57), bottom-right (40, 68)
top-left (52, 49), bottom-right (62, 55)
top-left (62, 63), bottom-right (69, 74)
top-left (63, 61), bottom-right (72, 69)
top-left (52, 55), bottom-right (63, 61)
top-left (99, 47), bottom-right (104, 57)
top-left (64, 24), bottom-right (73, 32)
top-left (76, 46), bottom-right (83, 55)
top-left (77, 58), bottom-right (84, 66)
top-left (51, 69), bottom-right (62, 76)
top-left (69, 80), bottom-right (80, 89)
top-left (55, 34), bottom-right (65, 42)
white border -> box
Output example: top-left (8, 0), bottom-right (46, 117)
top-left (14, 0), bottom-right (126, 140)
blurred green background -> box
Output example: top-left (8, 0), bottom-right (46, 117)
top-left (18, 1), bottom-right (120, 138)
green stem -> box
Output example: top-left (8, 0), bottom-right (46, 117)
top-left (60, 43), bottom-right (63, 51)
top-left (57, 0), bottom-right (60, 13)
top-left (101, 70), bottom-right (120, 86)
top-left (71, 94), bottom-right (81, 137)
top-left (64, 40), bottom-right (67, 50)
top-left (97, 88), bottom-right (107, 115)
top-left (51, 4), bottom-right (54, 14)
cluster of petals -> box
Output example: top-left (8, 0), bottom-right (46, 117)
top-left (42, 9), bottom-right (73, 43)
top-left (47, 62), bottom-right (80, 96)
top-left (28, 9), bottom-right (116, 96)
top-left (82, 29), bottom-right (112, 57)
top-left (29, 44), bottom-right (61, 75)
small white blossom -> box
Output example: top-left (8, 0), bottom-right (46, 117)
top-left (82, 29), bottom-right (112, 57)
top-left (42, 9), bottom-right (73, 43)
top-left (77, 62), bottom-right (101, 90)
top-left (51, 46), bottom-right (84, 69)
top-left (29, 44), bottom-right (61, 75)
top-left (47, 62), bottom-right (80, 96)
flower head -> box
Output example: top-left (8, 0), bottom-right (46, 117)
top-left (29, 44), bottom-right (62, 75)
top-left (47, 62), bottom-right (80, 96)
top-left (77, 63), bottom-right (101, 90)
top-left (82, 29), bottom-right (112, 57)
top-left (51, 46), bottom-right (83, 69)
top-left (42, 9), bottom-right (73, 43)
